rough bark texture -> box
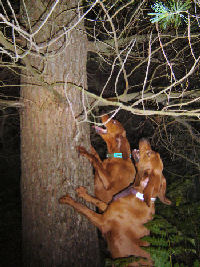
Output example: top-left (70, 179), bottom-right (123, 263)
top-left (20, 1), bottom-right (100, 266)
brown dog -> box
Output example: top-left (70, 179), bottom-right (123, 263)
top-left (60, 139), bottom-right (171, 266)
top-left (77, 114), bottom-right (136, 204)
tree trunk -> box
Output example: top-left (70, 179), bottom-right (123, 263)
top-left (20, 1), bottom-right (100, 266)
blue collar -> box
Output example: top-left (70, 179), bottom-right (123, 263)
top-left (106, 153), bottom-right (131, 158)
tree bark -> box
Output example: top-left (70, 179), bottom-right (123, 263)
top-left (20, 1), bottom-right (100, 266)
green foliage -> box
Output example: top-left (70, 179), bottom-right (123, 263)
top-left (143, 214), bottom-right (197, 266)
top-left (193, 260), bottom-right (200, 267)
top-left (105, 255), bottom-right (148, 267)
top-left (148, 0), bottom-right (191, 29)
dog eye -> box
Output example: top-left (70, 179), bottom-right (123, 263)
top-left (112, 120), bottom-right (117, 124)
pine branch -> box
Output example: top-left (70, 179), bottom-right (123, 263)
top-left (148, 0), bottom-right (191, 29)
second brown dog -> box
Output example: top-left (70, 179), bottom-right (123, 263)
top-left (60, 139), bottom-right (171, 266)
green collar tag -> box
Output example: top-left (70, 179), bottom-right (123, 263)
top-left (106, 153), bottom-right (131, 158)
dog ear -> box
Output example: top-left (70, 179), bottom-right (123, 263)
top-left (116, 135), bottom-right (130, 159)
top-left (143, 171), bottom-right (171, 206)
top-left (143, 171), bottom-right (158, 207)
top-left (116, 135), bottom-right (122, 150)
top-left (157, 175), bottom-right (171, 205)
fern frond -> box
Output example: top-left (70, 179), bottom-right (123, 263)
top-left (145, 247), bottom-right (171, 267)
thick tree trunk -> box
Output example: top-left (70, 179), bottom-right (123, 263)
top-left (20, 1), bottom-right (100, 266)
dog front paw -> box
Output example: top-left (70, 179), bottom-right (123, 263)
top-left (76, 146), bottom-right (88, 155)
top-left (76, 186), bottom-right (88, 198)
top-left (90, 146), bottom-right (97, 154)
top-left (59, 195), bottom-right (73, 204)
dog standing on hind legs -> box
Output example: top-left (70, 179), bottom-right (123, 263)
top-left (60, 139), bottom-right (171, 266)
top-left (77, 114), bottom-right (136, 205)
